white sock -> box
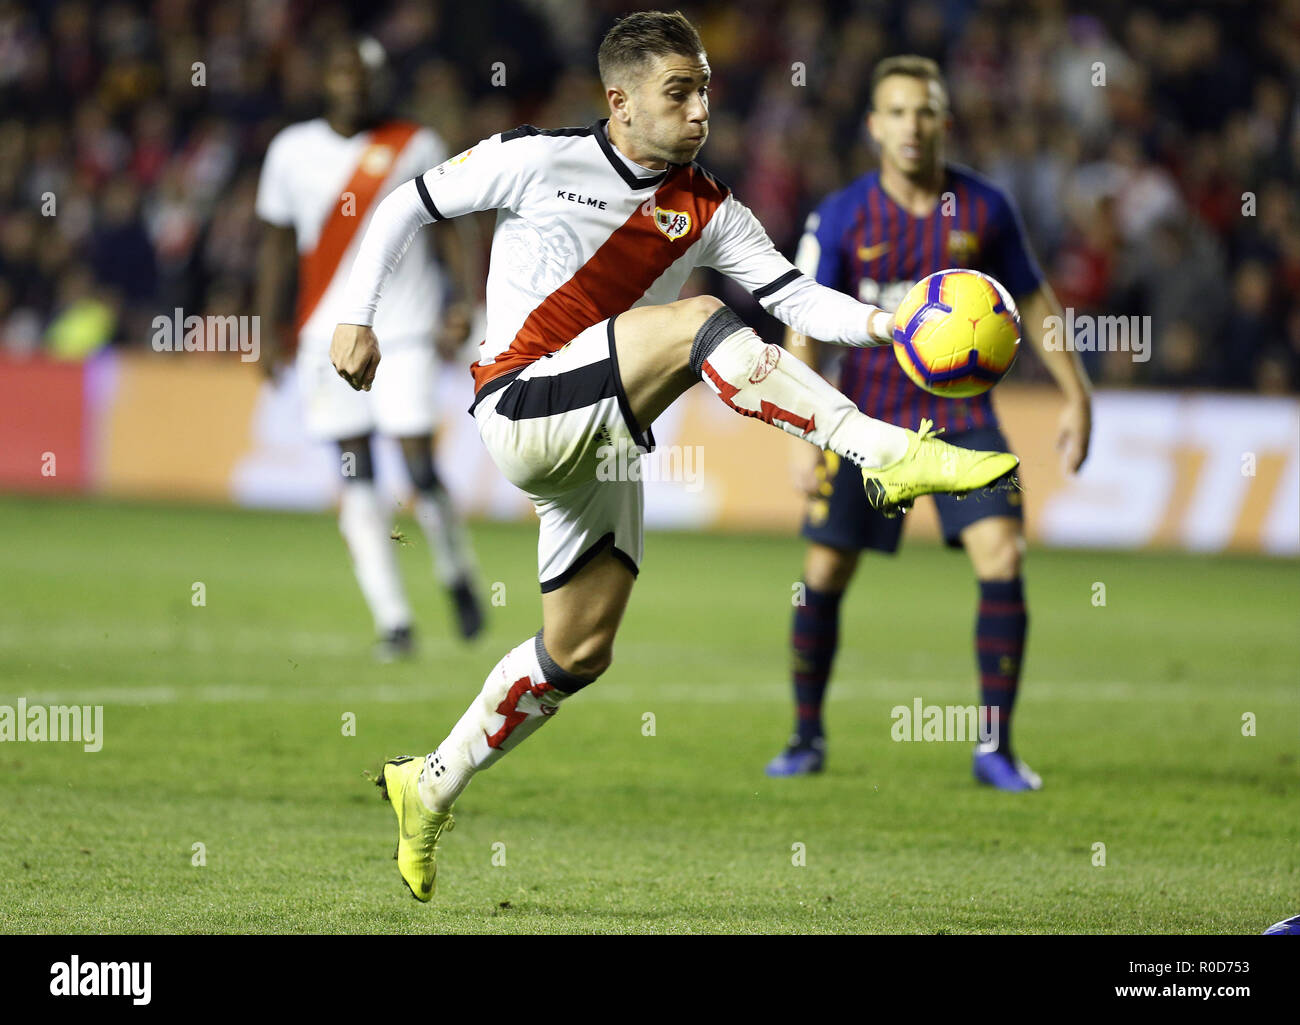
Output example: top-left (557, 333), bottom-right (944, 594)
top-left (692, 310), bottom-right (910, 468)
top-left (413, 484), bottom-right (478, 586)
top-left (418, 632), bottom-right (582, 812)
top-left (338, 481), bottom-right (411, 633)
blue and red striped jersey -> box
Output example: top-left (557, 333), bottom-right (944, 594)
top-left (795, 165), bottom-right (1043, 433)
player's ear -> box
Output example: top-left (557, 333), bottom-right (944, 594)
top-left (866, 111), bottom-right (881, 146)
top-left (607, 84), bottom-right (631, 124)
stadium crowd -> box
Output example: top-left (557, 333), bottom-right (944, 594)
top-left (1, 0), bottom-right (1297, 392)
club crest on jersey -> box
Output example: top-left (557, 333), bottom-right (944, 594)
top-left (360, 144), bottom-right (395, 177)
top-left (654, 206), bottom-right (691, 240)
top-left (948, 229), bottom-right (980, 263)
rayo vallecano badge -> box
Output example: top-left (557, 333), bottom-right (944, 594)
top-left (654, 206), bottom-right (691, 240)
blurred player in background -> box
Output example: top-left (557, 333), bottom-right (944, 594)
top-left (331, 12), bottom-right (1022, 901)
top-left (255, 36), bottom-right (484, 659)
top-left (765, 56), bottom-right (1093, 790)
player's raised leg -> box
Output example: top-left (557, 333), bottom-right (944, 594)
top-left (397, 434), bottom-right (484, 640)
top-left (336, 434), bottom-right (415, 661)
top-left (962, 515), bottom-right (1040, 791)
top-left (612, 296), bottom-right (1019, 513)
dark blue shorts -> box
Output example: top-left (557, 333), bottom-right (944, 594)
top-left (800, 426), bottom-right (1023, 553)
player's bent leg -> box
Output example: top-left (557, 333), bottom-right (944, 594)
top-left (335, 434), bottom-right (414, 660)
top-left (767, 542), bottom-right (859, 778)
top-left (613, 301), bottom-right (1018, 516)
top-left (961, 516), bottom-right (1039, 791)
top-left (613, 297), bottom-right (909, 468)
top-left (397, 433), bottom-right (485, 640)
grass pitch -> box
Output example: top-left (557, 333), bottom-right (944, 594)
top-left (0, 494), bottom-right (1295, 934)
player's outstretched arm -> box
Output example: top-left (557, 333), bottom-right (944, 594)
top-left (332, 132), bottom-right (532, 389)
top-left (335, 178), bottom-right (439, 341)
top-left (700, 196), bottom-right (893, 348)
top-left (770, 276), bottom-right (894, 347)
top-left (1017, 283), bottom-right (1093, 473)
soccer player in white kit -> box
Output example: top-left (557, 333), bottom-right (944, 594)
top-left (330, 12), bottom-right (1019, 899)
top-left (255, 37), bottom-right (484, 658)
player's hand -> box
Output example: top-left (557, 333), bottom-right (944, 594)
top-left (1057, 394), bottom-right (1091, 474)
top-left (868, 307), bottom-right (895, 346)
top-left (435, 302), bottom-right (473, 361)
top-left (331, 323), bottom-right (380, 391)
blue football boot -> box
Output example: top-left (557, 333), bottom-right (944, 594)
top-left (973, 746), bottom-right (1042, 791)
top-left (765, 735), bottom-right (826, 777)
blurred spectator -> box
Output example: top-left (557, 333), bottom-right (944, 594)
top-left (0, 0), bottom-right (1292, 394)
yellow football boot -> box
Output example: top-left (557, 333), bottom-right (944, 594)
top-left (860, 418), bottom-right (1019, 518)
top-left (375, 755), bottom-right (454, 902)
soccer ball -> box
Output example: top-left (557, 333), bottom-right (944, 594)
top-left (892, 269), bottom-right (1021, 398)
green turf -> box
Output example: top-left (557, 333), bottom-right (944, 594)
top-left (0, 493), bottom-right (1295, 934)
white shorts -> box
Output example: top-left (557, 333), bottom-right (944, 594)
top-left (297, 342), bottom-right (439, 440)
top-left (472, 318), bottom-right (653, 592)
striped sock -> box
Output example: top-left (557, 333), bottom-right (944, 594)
top-left (975, 578), bottom-right (1027, 755)
top-left (791, 585), bottom-right (843, 744)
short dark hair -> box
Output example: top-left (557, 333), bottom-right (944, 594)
top-left (597, 10), bottom-right (705, 87)
top-left (870, 55), bottom-right (948, 108)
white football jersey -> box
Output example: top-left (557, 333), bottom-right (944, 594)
top-left (342, 118), bottom-right (883, 395)
top-left (256, 118), bottom-right (447, 352)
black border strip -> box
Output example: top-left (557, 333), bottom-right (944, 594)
top-left (752, 268), bottom-right (803, 301)
top-left (592, 119), bottom-right (669, 191)
top-left (502, 124), bottom-right (593, 143)
top-left (495, 360), bottom-right (617, 420)
top-left (606, 317), bottom-right (654, 453)
top-left (540, 533), bottom-right (641, 592)
top-left (467, 367), bottom-right (525, 415)
top-left (540, 532), bottom-right (609, 592)
top-left (609, 545), bottom-right (639, 579)
top-left (413, 174), bottom-right (443, 221)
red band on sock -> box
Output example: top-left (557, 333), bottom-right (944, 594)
top-left (484, 676), bottom-right (557, 749)
top-left (701, 359), bottom-right (816, 435)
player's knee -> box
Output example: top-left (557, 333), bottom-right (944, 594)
top-left (678, 294), bottom-right (725, 329)
top-left (559, 636), bottom-right (613, 682)
top-left (537, 629), bottom-right (611, 691)
top-left (565, 640), bottom-right (613, 681)
top-left (805, 545), bottom-right (858, 592)
top-left (977, 535), bottom-right (1022, 581)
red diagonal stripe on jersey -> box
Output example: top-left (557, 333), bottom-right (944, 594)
top-left (294, 121), bottom-right (421, 339)
top-left (471, 164), bottom-right (730, 391)
top-left (701, 359), bottom-right (816, 435)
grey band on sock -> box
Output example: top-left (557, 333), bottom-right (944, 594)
top-left (534, 628), bottom-right (597, 694)
top-left (688, 306), bottom-right (748, 379)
